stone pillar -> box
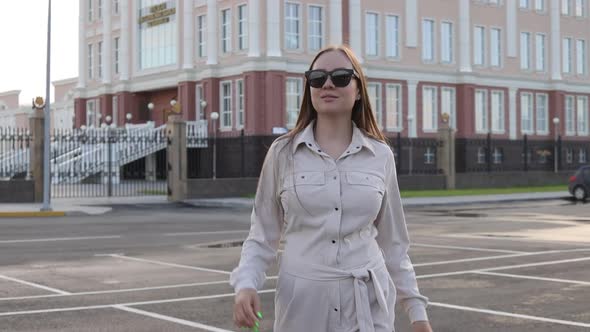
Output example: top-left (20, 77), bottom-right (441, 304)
top-left (145, 153), bottom-right (157, 182)
top-left (437, 116), bottom-right (456, 189)
top-left (459, 0), bottom-right (472, 73)
top-left (178, 81), bottom-right (196, 121)
top-left (29, 109), bottom-right (45, 202)
top-left (207, 0), bottom-right (218, 65)
top-left (348, 0), bottom-right (362, 61)
top-left (266, 0), bottom-right (281, 56)
top-left (329, 0), bottom-right (343, 45)
top-left (248, 0), bottom-right (261, 57)
top-left (166, 115), bottom-right (187, 202)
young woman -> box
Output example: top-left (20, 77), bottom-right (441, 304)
top-left (230, 45), bottom-right (433, 332)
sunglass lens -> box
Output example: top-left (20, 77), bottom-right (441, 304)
top-left (308, 71), bottom-right (327, 88)
top-left (331, 70), bottom-right (353, 87)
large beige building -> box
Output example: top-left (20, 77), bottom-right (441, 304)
top-left (75, 0), bottom-right (590, 142)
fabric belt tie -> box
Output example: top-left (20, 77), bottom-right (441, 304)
top-left (282, 256), bottom-right (388, 332)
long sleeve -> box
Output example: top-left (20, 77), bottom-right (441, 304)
top-left (374, 150), bottom-right (429, 323)
top-left (229, 140), bottom-right (285, 292)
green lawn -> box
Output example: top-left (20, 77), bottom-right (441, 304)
top-left (244, 185), bottom-right (567, 199)
top-left (399, 185), bottom-right (568, 198)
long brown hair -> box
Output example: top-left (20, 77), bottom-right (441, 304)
top-left (286, 45), bottom-right (386, 142)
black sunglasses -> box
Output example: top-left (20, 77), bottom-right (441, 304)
top-left (304, 68), bottom-right (357, 88)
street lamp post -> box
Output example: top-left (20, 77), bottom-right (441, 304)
top-left (553, 117), bottom-right (560, 173)
top-left (210, 111), bottom-right (219, 180)
top-left (407, 114), bottom-right (414, 175)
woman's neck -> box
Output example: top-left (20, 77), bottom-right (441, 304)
top-left (314, 114), bottom-right (353, 159)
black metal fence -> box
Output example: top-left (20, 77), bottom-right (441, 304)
top-left (0, 127), bottom-right (31, 180)
top-left (456, 134), bottom-right (589, 173)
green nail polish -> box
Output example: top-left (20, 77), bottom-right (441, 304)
top-left (255, 321), bottom-right (259, 327)
top-left (257, 311), bottom-right (263, 319)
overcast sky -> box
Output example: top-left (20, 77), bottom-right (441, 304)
top-left (0, 1), bottom-right (78, 105)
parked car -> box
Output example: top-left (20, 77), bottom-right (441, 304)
top-left (568, 166), bottom-right (590, 201)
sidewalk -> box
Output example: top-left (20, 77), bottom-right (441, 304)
top-left (0, 191), bottom-right (571, 217)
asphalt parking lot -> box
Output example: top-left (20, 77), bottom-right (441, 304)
top-left (0, 199), bottom-right (588, 331)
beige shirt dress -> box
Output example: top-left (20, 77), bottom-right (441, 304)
top-left (230, 121), bottom-right (429, 332)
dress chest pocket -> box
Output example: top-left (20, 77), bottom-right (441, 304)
top-left (280, 171), bottom-right (327, 217)
top-left (343, 171), bottom-right (385, 220)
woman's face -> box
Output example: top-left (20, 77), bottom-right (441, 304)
top-left (309, 51), bottom-right (359, 116)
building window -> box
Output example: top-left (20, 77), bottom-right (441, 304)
top-left (88, 0), bottom-right (93, 22)
top-left (221, 8), bottom-right (232, 53)
top-left (424, 147), bottom-right (435, 164)
top-left (309, 6), bottom-right (323, 51)
top-left (491, 90), bottom-right (505, 133)
top-left (286, 78), bottom-right (302, 129)
top-left (114, 37), bottom-right (119, 74)
top-left (442, 87), bottom-right (456, 129)
top-left (112, 95), bottom-right (118, 125)
top-left (86, 99), bottom-right (98, 127)
top-left (475, 89), bottom-right (488, 133)
top-left (490, 28), bottom-right (502, 67)
top-left (576, 39), bottom-right (586, 75)
top-left (238, 4), bottom-right (248, 51)
top-left (492, 147), bottom-right (503, 164)
top-left (138, 0), bottom-right (177, 69)
top-left (579, 148), bottom-right (587, 163)
top-left (477, 147), bottom-right (486, 164)
top-left (368, 83), bottom-right (383, 128)
top-left (563, 0), bottom-right (572, 14)
top-left (577, 96), bottom-right (588, 135)
top-left (566, 95), bottom-right (576, 134)
top-left (575, 0), bottom-right (585, 16)
top-left (441, 22), bottom-right (453, 63)
top-left (520, 0), bottom-right (529, 8)
top-left (535, 0), bottom-right (545, 11)
top-left (386, 84), bottom-right (402, 131)
top-left (422, 86), bottom-right (437, 131)
top-left (366, 13), bottom-right (379, 56)
top-left (566, 148), bottom-right (573, 163)
top-left (237, 79), bottom-right (245, 128)
top-left (520, 32), bottom-right (531, 70)
top-left (563, 37), bottom-right (573, 73)
top-left (114, 0), bottom-right (119, 15)
top-left (220, 81), bottom-right (232, 129)
top-left (536, 34), bottom-right (546, 71)
top-left (474, 26), bottom-right (485, 66)
top-left (196, 85), bottom-right (204, 120)
top-left (521, 92), bottom-right (534, 134)
top-left (98, 41), bottom-right (103, 79)
top-left (386, 15), bottom-right (399, 58)
top-left (198, 15), bottom-right (206, 58)
top-left (88, 44), bottom-right (93, 79)
top-left (285, 2), bottom-right (300, 50)
top-left (422, 19), bottom-right (435, 62)
top-left (536, 93), bottom-right (548, 134)
top-left (98, 0), bottom-right (102, 19)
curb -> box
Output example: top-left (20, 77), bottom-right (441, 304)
top-left (0, 211), bottom-right (67, 218)
top-left (402, 195), bottom-right (571, 208)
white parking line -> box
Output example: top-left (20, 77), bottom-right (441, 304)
top-left (107, 254), bottom-right (231, 275)
top-left (0, 280), bottom-right (232, 301)
top-left (0, 289), bottom-right (276, 317)
top-left (473, 271), bottom-right (590, 286)
top-left (429, 301), bottom-right (590, 328)
top-left (0, 236), bottom-right (121, 244)
top-left (0, 275), bottom-right (71, 295)
top-left (412, 243), bottom-right (526, 254)
top-left (165, 231), bottom-right (249, 236)
top-left (113, 305), bottom-right (233, 332)
top-left (418, 256), bottom-right (590, 279)
top-left (414, 248), bottom-right (590, 267)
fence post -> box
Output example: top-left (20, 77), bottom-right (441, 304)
top-left (557, 134), bottom-right (562, 172)
top-left (486, 132), bottom-right (492, 173)
top-left (29, 108), bottom-right (45, 202)
top-left (437, 114), bottom-right (456, 189)
top-left (396, 132), bottom-right (402, 175)
top-left (107, 129), bottom-right (113, 197)
top-left (523, 134), bottom-right (528, 172)
top-left (166, 114), bottom-right (187, 202)
top-left (241, 129), bottom-right (245, 177)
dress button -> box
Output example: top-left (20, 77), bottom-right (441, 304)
top-left (331, 240), bottom-right (336, 244)
top-left (335, 207), bottom-right (339, 211)
top-left (334, 308), bottom-right (338, 312)
top-left (333, 176), bottom-right (337, 180)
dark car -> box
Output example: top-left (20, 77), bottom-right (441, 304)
top-left (568, 166), bottom-right (590, 201)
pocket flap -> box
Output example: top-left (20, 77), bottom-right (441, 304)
top-left (346, 171), bottom-right (384, 189)
top-left (294, 171), bottom-right (325, 186)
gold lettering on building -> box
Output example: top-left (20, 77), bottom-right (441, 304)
top-left (139, 3), bottom-right (176, 27)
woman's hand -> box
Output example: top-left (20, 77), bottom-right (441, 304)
top-left (412, 320), bottom-right (433, 332)
top-left (233, 288), bottom-right (261, 330)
